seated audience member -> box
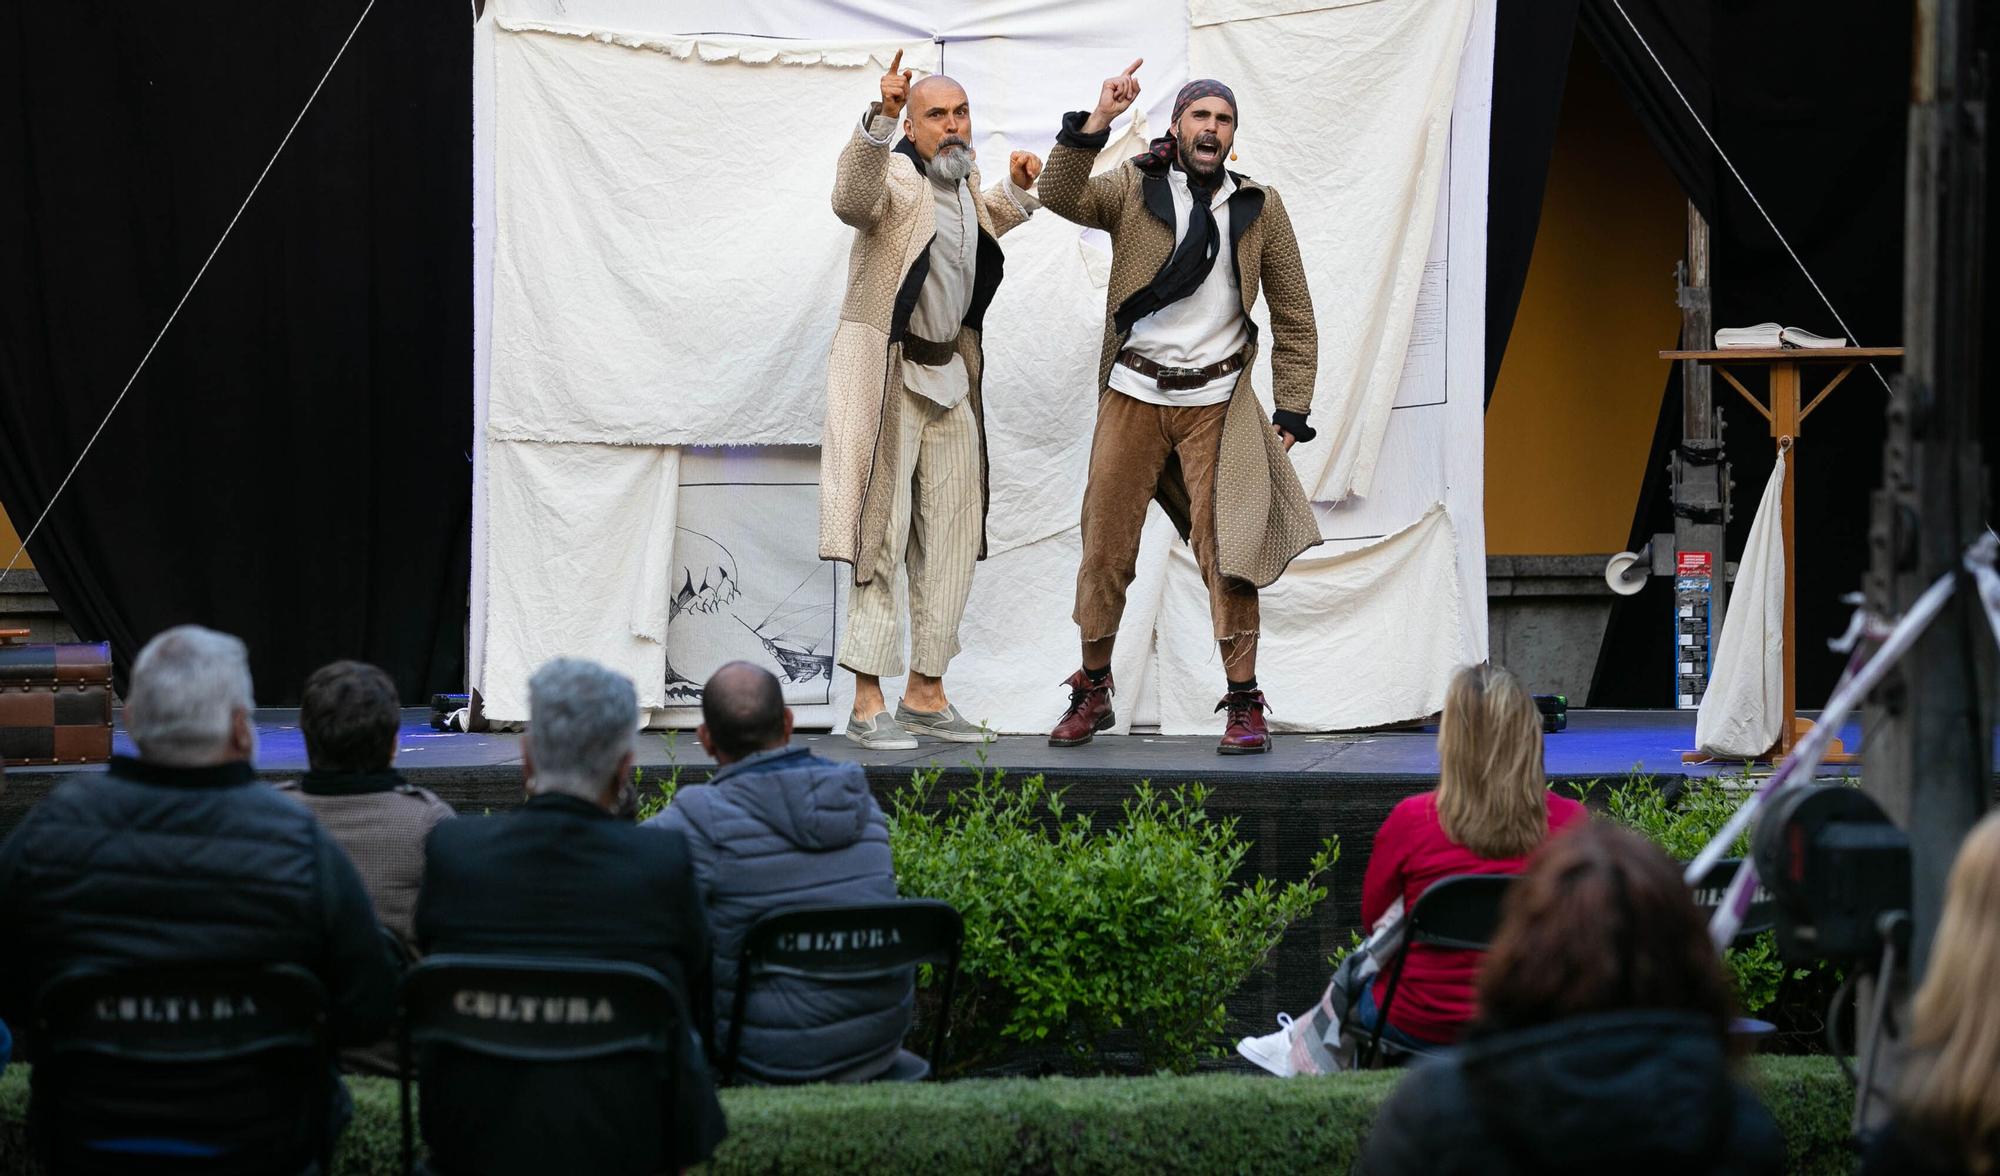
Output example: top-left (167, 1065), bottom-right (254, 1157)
top-left (1360, 821), bottom-right (1785, 1176)
top-left (416, 657), bottom-right (725, 1174)
top-left (1353, 663), bottom-right (1586, 1051)
top-left (648, 661), bottom-right (909, 1083)
top-left (1861, 810), bottom-right (2000, 1176)
top-left (0, 625), bottom-right (398, 1163)
top-left (276, 659), bottom-right (453, 1073)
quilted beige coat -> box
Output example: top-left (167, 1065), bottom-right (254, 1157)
top-left (817, 105), bottom-right (1031, 585)
top-left (1040, 117), bottom-right (1321, 589)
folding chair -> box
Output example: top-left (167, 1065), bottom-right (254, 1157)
top-left (721, 899), bottom-right (963, 1086)
top-left (32, 963), bottom-right (333, 1175)
top-left (1363, 873), bottom-right (1518, 1069)
top-left (1688, 857), bottom-right (1778, 946)
top-left (397, 954), bottom-right (688, 1176)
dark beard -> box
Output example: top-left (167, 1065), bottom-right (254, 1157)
top-left (1175, 132), bottom-right (1225, 184)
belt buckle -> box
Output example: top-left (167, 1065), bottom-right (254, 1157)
top-left (1156, 365), bottom-right (1203, 389)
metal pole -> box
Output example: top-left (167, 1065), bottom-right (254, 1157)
top-left (1862, 0), bottom-right (1989, 983)
top-left (1675, 204), bottom-right (1728, 702)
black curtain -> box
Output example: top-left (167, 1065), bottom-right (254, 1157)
top-left (1484, 0), bottom-right (1582, 401)
top-left (0, 2), bottom-right (471, 703)
top-left (1571, 0), bottom-right (1913, 706)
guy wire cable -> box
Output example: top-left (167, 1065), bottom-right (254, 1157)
top-left (0, 0), bottom-right (379, 586)
top-left (1605, 0), bottom-right (1894, 398)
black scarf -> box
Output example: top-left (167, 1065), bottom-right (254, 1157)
top-left (1115, 166), bottom-right (1224, 334)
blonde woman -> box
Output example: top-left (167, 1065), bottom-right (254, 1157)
top-left (1862, 811), bottom-right (2000, 1175)
top-left (1352, 663), bottom-right (1586, 1050)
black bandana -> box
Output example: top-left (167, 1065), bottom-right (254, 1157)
top-left (1115, 179), bottom-right (1221, 335)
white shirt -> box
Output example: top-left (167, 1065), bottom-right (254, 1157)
top-left (857, 111), bottom-right (1037, 409)
top-left (1108, 167), bottom-right (1247, 408)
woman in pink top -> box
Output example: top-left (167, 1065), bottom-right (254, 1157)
top-left (1354, 664), bottom-right (1588, 1049)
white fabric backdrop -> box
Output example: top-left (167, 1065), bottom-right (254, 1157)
top-left (471, 0), bottom-right (1493, 732)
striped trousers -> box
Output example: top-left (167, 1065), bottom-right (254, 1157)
top-left (840, 385), bottom-right (982, 678)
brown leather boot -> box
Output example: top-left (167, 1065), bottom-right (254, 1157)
top-left (1049, 669), bottom-right (1115, 746)
top-left (1216, 689), bottom-right (1271, 754)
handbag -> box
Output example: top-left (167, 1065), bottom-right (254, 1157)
top-left (1287, 899), bottom-right (1406, 1075)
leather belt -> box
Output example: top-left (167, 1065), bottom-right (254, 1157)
top-left (1116, 349), bottom-right (1246, 392)
top-left (901, 332), bottom-right (961, 367)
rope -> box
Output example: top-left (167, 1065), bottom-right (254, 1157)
top-left (1604, 0), bottom-right (1894, 398)
top-left (0, 0), bottom-right (379, 587)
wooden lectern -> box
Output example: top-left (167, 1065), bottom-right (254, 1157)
top-left (1658, 347), bottom-right (1904, 762)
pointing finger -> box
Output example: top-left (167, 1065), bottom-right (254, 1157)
top-left (1123, 58), bottom-right (1143, 77)
top-left (889, 48), bottom-right (903, 72)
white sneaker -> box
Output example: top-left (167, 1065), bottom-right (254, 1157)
top-left (1236, 1013), bottom-right (1300, 1078)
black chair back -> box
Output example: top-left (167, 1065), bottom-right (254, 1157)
top-left (722, 899), bottom-right (962, 1085)
top-left (32, 963), bottom-right (331, 1175)
top-left (1688, 857), bottom-right (1778, 945)
top-left (1410, 873), bottom-right (1517, 950)
top-left (397, 954), bottom-right (687, 1176)
top-left (1364, 874), bottom-right (1518, 1068)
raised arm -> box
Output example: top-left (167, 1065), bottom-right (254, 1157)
top-left (831, 49), bottom-right (912, 231)
top-left (1038, 59), bottom-right (1143, 231)
top-left (1259, 188), bottom-right (1320, 444)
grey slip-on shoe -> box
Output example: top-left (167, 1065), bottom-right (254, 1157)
top-left (895, 700), bottom-right (993, 743)
top-left (845, 710), bottom-right (918, 751)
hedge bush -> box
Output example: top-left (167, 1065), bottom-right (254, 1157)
top-left (887, 767), bottom-right (1337, 1074)
top-left (0, 1057), bottom-right (1854, 1174)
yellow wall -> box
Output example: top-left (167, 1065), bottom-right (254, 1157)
top-left (1486, 44), bottom-right (1685, 555)
top-left (0, 502), bottom-right (28, 570)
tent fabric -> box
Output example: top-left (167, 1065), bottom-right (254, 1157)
top-left (1157, 506), bottom-right (1467, 732)
top-left (1193, 0), bottom-right (1476, 504)
top-left (478, 441), bottom-right (680, 718)
top-left (486, 29), bottom-right (936, 448)
top-left (472, 0), bottom-right (1494, 732)
top-left (0, 1), bottom-right (471, 702)
top-left (1695, 454), bottom-right (1785, 758)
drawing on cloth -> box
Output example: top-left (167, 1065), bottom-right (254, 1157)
top-left (662, 483), bottom-right (836, 708)
top-left (734, 568), bottom-right (835, 686)
top-left (664, 527), bottom-right (740, 703)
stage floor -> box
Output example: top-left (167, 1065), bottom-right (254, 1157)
top-left (22, 705), bottom-right (1866, 787)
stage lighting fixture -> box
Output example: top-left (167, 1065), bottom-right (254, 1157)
top-left (1751, 784), bottom-right (1910, 965)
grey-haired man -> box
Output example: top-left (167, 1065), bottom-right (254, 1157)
top-left (417, 657), bottom-right (726, 1173)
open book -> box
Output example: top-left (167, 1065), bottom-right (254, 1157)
top-left (1714, 323), bottom-right (1848, 349)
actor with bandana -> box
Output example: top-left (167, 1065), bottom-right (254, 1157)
top-left (1041, 63), bottom-right (1320, 755)
top-left (819, 52), bottom-right (1044, 749)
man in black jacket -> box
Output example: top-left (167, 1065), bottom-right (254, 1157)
top-left (0, 625), bottom-right (399, 1167)
top-left (416, 657), bottom-right (726, 1174)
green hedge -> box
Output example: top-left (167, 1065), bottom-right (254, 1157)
top-left (0, 1057), bottom-right (1853, 1174)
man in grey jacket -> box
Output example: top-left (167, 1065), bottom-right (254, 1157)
top-left (647, 662), bottom-right (911, 1083)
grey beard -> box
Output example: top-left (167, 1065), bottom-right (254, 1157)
top-left (927, 143), bottom-right (973, 184)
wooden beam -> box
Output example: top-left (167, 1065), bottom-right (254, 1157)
top-left (1713, 366), bottom-right (1771, 422)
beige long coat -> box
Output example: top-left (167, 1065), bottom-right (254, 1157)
top-left (817, 105), bottom-right (1031, 585)
top-left (1041, 123), bottom-right (1321, 589)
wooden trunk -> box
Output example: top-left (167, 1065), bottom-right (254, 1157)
top-left (0, 638), bottom-right (114, 766)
